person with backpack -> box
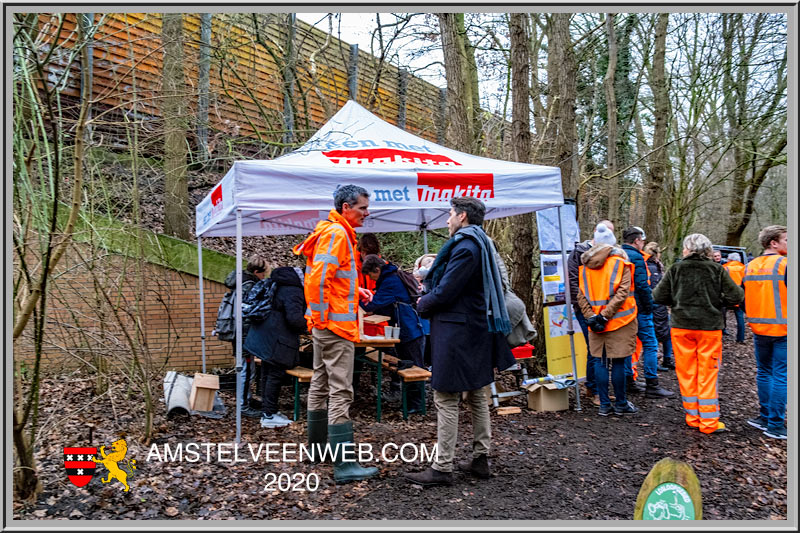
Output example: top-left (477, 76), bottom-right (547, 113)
top-left (217, 256), bottom-right (268, 416)
top-left (360, 254), bottom-right (426, 413)
top-left (243, 266), bottom-right (308, 428)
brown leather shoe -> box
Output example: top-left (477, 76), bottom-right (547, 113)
top-left (404, 467), bottom-right (453, 486)
top-left (457, 454), bottom-right (490, 479)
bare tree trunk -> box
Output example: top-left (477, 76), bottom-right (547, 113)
top-left (161, 13), bottom-right (190, 240)
top-left (642, 14), bottom-right (669, 243)
top-left (437, 13), bottom-right (473, 152)
top-left (545, 13), bottom-right (578, 196)
top-left (508, 13), bottom-right (535, 310)
top-left (604, 14), bottom-right (620, 223)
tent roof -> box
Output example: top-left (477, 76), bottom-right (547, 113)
top-left (196, 100), bottom-right (563, 237)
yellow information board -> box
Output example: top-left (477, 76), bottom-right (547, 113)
top-left (543, 305), bottom-right (588, 377)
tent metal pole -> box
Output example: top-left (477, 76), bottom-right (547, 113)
top-left (197, 236), bottom-right (207, 373)
top-left (235, 209), bottom-right (243, 443)
top-left (423, 226), bottom-right (429, 254)
top-left (558, 205), bottom-right (581, 411)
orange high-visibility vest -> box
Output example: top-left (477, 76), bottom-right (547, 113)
top-left (293, 209), bottom-right (360, 342)
top-left (641, 252), bottom-right (652, 285)
top-left (743, 254), bottom-right (787, 337)
top-left (723, 260), bottom-right (745, 286)
top-left (579, 255), bottom-right (638, 332)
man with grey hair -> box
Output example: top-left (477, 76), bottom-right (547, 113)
top-left (653, 233), bottom-right (743, 434)
top-left (293, 184), bottom-right (378, 483)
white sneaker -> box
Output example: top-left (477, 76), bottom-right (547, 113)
top-left (260, 413), bottom-right (291, 428)
top-left (273, 412), bottom-right (293, 424)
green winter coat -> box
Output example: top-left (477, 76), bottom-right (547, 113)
top-left (652, 253), bottom-right (744, 331)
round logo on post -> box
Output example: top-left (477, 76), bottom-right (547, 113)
top-left (642, 482), bottom-right (695, 520)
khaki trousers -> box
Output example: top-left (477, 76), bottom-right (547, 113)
top-left (307, 328), bottom-right (355, 424)
top-left (431, 387), bottom-right (491, 473)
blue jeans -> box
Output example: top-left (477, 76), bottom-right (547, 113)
top-left (626, 313), bottom-right (658, 379)
top-left (593, 351), bottom-right (628, 409)
top-left (732, 307), bottom-right (745, 343)
top-left (753, 334), bottom-right (787, 431)
top-left (574, 310), bottom-right (596, 394)
top-left (237, 350), bottom-right (255, 407)
top-left (661, 336), bottom-right (674, 361)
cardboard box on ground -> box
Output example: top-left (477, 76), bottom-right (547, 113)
top-left (523, 382), bottom-right (569, 412)
top-left (190, 373), bottom-right (220, 412)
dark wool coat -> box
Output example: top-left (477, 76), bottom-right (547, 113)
top-left (646, 257), bottom-right (671, 342)
top-left (361, 263), bottom-right (424, 343)
top-left (417, 236), bottom-right (515, 392)
top-left (243, 267), bottom-right (307, 368)
top-left (652, 254), bottom-right (745, 331)
top-left (621, 243), bottom-right (654, 315)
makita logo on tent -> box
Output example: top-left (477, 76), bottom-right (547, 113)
top-left (416, 173), bottom-right (494, 202)
top-left (211, 184), bottom-right (223, 206)
top-left (323, 148), bottom-right (461, 167)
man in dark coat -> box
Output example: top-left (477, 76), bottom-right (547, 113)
top-left (243, 266), bottom-right (307, 428)
top-left (404, 196), bottom-right (515, 487)
top-left (621, 227), bottom-right (674, 399)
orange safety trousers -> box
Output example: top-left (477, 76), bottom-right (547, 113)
top-left (671, 328), bottom-right (723, 434)
top-left (632, 337), bottom-right (642, 381)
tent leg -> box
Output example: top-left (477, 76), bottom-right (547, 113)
top-left (558, 205), bottom-right (581, 412)
top-left (235, 209), bottom-right (243, 443)
top-left (423, 227), bottom-right (429, 254)
top-left (197, 237), bottom-right (207, 373)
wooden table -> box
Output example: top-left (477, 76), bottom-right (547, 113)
top-left (355, 337), bottom-right (401, 421)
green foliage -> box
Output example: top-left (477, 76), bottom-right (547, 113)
top-left (374, 230), bottom-right (449, 269)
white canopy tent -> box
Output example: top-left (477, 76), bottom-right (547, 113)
top-left (194, 100), bottom-right (581, 442)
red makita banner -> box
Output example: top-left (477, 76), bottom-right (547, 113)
top-left (323, 149), bottom-right (461, 167)
top-left (416, 173), bottom-right (495, 202)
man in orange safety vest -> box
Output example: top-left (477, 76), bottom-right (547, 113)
top-left (293, 184), bottom-right (378, 482)
top-left (743, 225), bottom-right (787, 440)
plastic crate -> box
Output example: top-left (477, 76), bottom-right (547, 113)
top-left (512, 343), bottom-right (534, 360)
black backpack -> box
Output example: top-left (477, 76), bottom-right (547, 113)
top-left (242, 278), bottom-right (277, 323)
top-left (215, 290), bottom-right (237, 341)
top-left (394, 266), bottom-right (422, 305)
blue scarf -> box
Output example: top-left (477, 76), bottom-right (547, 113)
top-left (426, 225), bottom-right (511, 334)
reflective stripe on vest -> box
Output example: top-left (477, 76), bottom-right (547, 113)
top-left (579, 255), bottom-right (637, 332)
top-left (743, 255), bottom-right (787, 336)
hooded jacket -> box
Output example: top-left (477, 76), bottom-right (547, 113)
top-left (243, 267), bottom-right (307, 368)
top-left (293, 209), bottom-right (360, 342)
top-left (577, 244), bottom-right (638, 358)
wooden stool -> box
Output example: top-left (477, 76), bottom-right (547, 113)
top-left (285, 366), bottom-right (313, 421)
top-left (397, 366), bottom-right (431, 420)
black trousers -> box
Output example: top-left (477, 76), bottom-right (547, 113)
top-left (260, 360), bottom-right (286, 415)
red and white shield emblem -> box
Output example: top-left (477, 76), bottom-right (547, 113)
top-left (64, 447), bottom-right (97, 487)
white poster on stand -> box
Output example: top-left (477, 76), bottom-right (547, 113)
top-left (541, 254), bottom-right (566, 304)
top-left (536, 204), bottom-right (580, 252)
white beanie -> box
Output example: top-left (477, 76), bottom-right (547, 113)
top-left (593, 223), bottom-right (617, 246)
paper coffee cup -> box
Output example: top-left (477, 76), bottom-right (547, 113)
top-left (392, 327), bottom-right (401, 339)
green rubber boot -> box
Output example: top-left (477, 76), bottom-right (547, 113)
top-left (307, 409), bottom-right (328, 463)
top-left (328, 421), bottom-right (379, 484)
